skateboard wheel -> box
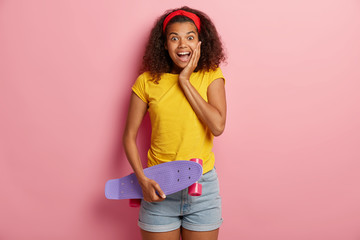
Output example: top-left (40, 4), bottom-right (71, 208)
top-left (188, 158), bottom-right (203, 196)
top-left (190, 158), bottom-right (203, 166)
top-left (188, 182), bottom-right (202, 196)
top-left (129, 199), bottom-right (141, 207)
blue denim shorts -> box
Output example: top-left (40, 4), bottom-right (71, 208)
top-left (138, 168), bottom-right (223, 232)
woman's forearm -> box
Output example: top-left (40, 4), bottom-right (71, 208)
top-left (179, 78), bottom-right (226, 136)
top-left (123, 130), bottom-right (166, 201)
top-left (123, 133), bottom-right (147, 182)
top-left (122, 93), bottom-right (149, 182)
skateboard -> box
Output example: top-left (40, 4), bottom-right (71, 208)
top-left (105, 159), bottom-right (203, 201)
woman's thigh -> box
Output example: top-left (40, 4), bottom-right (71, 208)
top-left (141, 228), bottom-right (180, 240)
top-left (181, 228), bottom-right (219, 240)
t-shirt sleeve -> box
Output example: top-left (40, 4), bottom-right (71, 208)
top-left (131, 74), bottom-right (148, 103)
top-left (209, 67), bottom-right (226, 86)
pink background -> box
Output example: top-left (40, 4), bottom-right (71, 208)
top-left (1, 0), bottom-right (360, 239)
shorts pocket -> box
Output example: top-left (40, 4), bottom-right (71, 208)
top-left (199, 168), bottom-right (218, 183)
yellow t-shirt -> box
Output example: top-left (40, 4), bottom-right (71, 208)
top-left (132, 67), bottom-right (225, 174)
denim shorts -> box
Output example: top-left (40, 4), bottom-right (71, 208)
top-left (138, 167), bottom-right (223, 232)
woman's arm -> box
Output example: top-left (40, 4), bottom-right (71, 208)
top-left (179, 78), bottom-right (226, 136)
top-left (178, 42), bottom-right (227, 136)
top-left (123, 92), bottom-right (166, 202)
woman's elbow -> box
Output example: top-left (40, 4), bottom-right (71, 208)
top-left (212, 123), bottom-right (225, 137)
top-left (122, 130), bottom-right (135, 147)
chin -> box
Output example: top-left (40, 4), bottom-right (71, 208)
top-left (171, 64), bottom-right (184, 73)
top-left (176, 62), bottom-right (188, 69)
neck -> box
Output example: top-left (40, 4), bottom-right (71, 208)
top-left (171, 64), bottom-right (182, 74)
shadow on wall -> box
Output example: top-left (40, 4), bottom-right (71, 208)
top-left (87, 24), bottom-right (152, 238)
top-left (92, 86), bottom-right (151, 239)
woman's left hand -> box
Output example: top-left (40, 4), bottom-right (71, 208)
top-left (179, 41), bottom-right (201, 83)
top-left (176, 40), bottom-right (226, 137)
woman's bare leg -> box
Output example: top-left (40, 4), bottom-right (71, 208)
top-left (181, 228), bottom-right (219, 240)
top-left (141, 228), bottom-right (180, 240)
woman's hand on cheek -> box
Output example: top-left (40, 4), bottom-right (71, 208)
top-left (179, 41), bottom-right (201, 84)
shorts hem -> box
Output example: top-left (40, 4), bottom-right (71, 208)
top-left (182, 218), bottom-right (223, 232)
top-left (138, 220), bottom-right (181, 233)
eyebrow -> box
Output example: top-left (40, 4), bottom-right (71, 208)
top-left (169, 31), bottom-right (196, 36)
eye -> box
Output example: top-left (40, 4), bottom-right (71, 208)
top-left (171, 36), bottom-right (179, 41)
top-left (188, 36), bottom-right (194, 40)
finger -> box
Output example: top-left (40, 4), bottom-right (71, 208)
top-left (190, 49), bottom-right (197, 68)
top-left (197, 41), bottom-right (201, 62)
top-left (191, 41), bottom-right (201, 68)
top-left (190, 43), bottom-right (198, 65)
top-left (144, 190), bottom-right (162, 202)
top-left (153, 182), bottom-right (166, 199)
top-left (195, 41), bottom-right (201, 63)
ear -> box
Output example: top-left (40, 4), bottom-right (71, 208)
top-left (164, 42), bottom-right (168, 50)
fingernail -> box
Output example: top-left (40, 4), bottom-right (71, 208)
top-left (162, 194), bottom-right (166, 198)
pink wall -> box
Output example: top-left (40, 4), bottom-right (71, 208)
top-left (1, 0), bottom-right (360, 239)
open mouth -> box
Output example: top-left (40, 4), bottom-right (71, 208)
top-left (177, 52), bottom-right (191, 62)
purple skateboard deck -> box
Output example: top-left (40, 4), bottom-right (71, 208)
top-left (105, 160), bottom-right (203, 200)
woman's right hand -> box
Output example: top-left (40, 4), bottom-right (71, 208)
top-left (138, 177), bottom-right (166, 202)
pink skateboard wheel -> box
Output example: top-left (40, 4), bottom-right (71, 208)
top-left (129, 199), bottom-right (141, 207)
top-left (189, 158), bottom-right (203, 196)
top-left (190, 158), bottom-right (203, 166)
top-left (188, 182), bottom-right (202, 196)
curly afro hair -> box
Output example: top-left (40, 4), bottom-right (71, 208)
top-left (140, 6), bottom-right (226, 83)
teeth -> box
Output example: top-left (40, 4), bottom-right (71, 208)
top-left (178, 52), bottom-right (190, 55)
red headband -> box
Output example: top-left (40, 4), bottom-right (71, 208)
top-left (163, 10), bottom-right (201, 33)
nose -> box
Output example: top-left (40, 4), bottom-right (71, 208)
top-left (178, 38), bottom-right (187, 48)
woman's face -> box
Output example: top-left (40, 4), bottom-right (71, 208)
top-left (165, 21), bottom-right (200, 74)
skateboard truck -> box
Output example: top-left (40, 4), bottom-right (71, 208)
top-left (129, 158), bottom-right (203, 207)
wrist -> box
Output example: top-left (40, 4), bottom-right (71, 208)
top-left (178, 77), bottom-right (190, 88)
top-left (135, 172), bottom-right (147, 183)
top-left (137, 175), bottom-right (149, 186)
